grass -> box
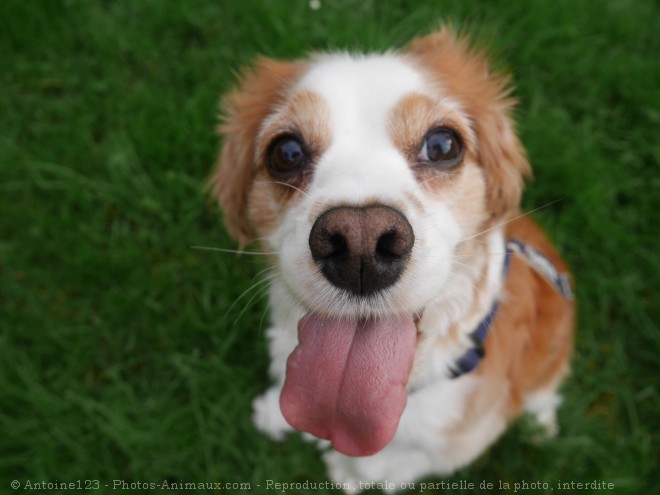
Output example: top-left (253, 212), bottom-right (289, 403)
top-left (1, 0), bottom-right (658, 493)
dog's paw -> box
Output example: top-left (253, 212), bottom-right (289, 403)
top-left (323, 451), bottom-right (405, 494)
top-left (536, 410), bottom-right (559, 439)
top-left (323, 451), bottom-right (365, 494)
top-left (324, 446), bottom-right (434, 494)
top-left (252, 388), bottom-right (292, 441)
top-left (524, 390), bottom-right (561, 443)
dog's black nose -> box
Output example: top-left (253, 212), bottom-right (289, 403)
top-left (309, 205), bottom-right (414, 296)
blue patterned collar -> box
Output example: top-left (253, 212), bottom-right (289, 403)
top-left (449, 249), bottom-right (511, 379)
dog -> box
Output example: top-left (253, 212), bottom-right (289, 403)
top-left (209, 27), bottom-right (575, 492)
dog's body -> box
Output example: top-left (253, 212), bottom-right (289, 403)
top-left (211, 29), bottom-right (574, 492)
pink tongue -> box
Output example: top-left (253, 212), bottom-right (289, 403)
top-left (280, 313), bottom-right (416, 456)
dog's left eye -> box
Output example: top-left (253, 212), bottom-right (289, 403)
top-left (419, 128), bottom-right (463, 167)
top-left (267, 135), bottom-right (308, 177)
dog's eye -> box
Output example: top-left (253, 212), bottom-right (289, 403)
top-left (267, 135), bottom-right (308, 176)
top-left (419, 128), bottom-right (463, 167)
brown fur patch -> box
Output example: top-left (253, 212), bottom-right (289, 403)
top-left (386, 92), bottom-right (489, 232)
top-left (255, 89), bottom-right (332, 202)
top-left (387, 92), bottom-right (475, 189)
top-left (388, 92), bottom-right (471, 160)
top-left (258, 90), bottom-right (332, 161)
top-left (405, 28), bottom-right (531, 222)
top-left (208, 58), bottom-right (305, 245)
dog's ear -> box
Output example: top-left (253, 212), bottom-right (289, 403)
top-left (406, 28), bottom-right (531, 220)
top-left (471, 92), bottom-right (531, 221)
top-left (208, 58), bottom-right (302, 245)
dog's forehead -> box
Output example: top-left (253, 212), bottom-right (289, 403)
top-left (294, 53), bottom-right (428, 122)
top-left (282, 54), bottom-right (436, 207)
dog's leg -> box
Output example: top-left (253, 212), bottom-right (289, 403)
top-left (253, 320), bottom-right (299, 440)
top-left (252, 385), bottom-right (292, 441)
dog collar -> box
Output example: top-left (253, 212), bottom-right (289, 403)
top-left (450, 238), bottom-right (573, 379)
top-left (506, 239), bottom-right (574, 299)
top-left (449, 299), bottom-right (502, 378)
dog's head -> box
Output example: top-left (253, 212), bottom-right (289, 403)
top-left (210, 28), bottom-right (530, 456)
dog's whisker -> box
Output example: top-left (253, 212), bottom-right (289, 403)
top-left (223, 273), bottom-right (276, 322)
top-left (280, 282), bottom-right (305, 328)
top-left (255, 180), bottom-right (309, 198)
top-left (450, 251), bottom-right (509, 258)
top-left (223, 278), bottom-right (272, 319)
top-left (254, 265), bottom-right (275, 279)
top-left (257, 296), bottom-right (277, 336)
top-left (239, 282), bottom-right (273, 326)
top-left (190, 245), bottom-right (278, 256)
top-left (232, 280), bottom-right (273, 327)
top-left (458, 199), bottom-right (565, 244)
top-left (402, 174), bottom-right (449, 205)
top-left (449, 260), bottom-right (488, 287)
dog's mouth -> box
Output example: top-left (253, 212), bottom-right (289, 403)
top-left (279, 312), bottom-right (418, 457)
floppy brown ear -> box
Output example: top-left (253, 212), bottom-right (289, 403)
top-left (473, 94), bottom-right (531, 221)
top-left (208, 58), bottom-right (302, 245)
top-left (406, 28), bottom-right (531, 220)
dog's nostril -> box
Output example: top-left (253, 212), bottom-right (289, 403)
top-left (376, 231), bottom-right (401, 260)
top-left (328, 234), bottom-right (349, 258)
top-left (310, 232), bottom-right (348, 260)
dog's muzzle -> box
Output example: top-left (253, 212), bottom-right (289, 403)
top-left (308, 205), bottom-right (414, 296)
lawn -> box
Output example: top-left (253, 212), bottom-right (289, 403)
top-left (1, 0), bottom-right (658, 494)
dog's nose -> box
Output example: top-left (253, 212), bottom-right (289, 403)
top-left (309, 205), bottom-right (414, 296)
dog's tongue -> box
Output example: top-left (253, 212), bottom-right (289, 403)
top-left (280, 313), bottom-right (416, 457)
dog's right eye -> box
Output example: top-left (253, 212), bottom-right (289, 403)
top-left (267, 135), bottom-right (308, 177)
top-left (418, 127), bottom-right (464, 169)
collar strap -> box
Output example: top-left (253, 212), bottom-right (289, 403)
top-left (449, 300), bottom-right (501, 378)
top-left (449, 248), bottom-right (511, 379)
top-left (450, 238), bottom-right (572, 379)
top-left (506, 239), bottom-right (573, 299)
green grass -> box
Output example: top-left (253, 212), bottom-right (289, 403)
top-left (1, 0), bottom-right (658, 494)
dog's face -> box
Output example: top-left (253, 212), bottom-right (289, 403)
top-left (211, 29), bottom-right (530, 456)
top-left (213, 30), bottom-right (528, 318)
